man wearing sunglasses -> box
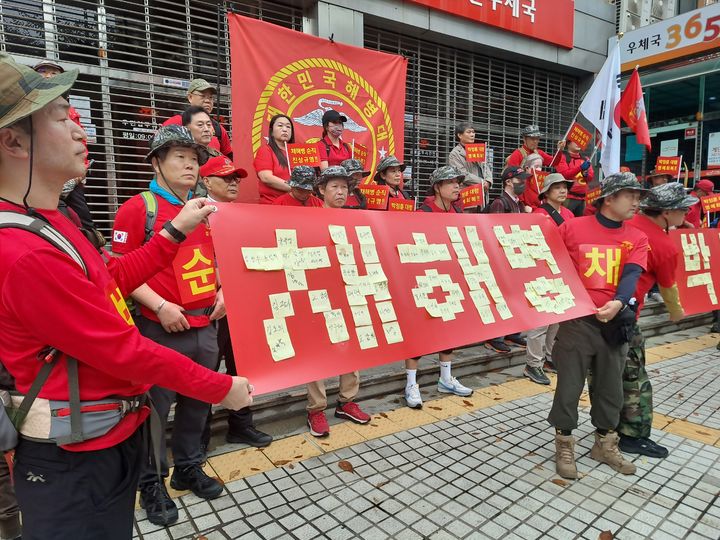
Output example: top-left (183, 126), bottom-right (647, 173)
top-left (164, 78), bottom-right (233, 159)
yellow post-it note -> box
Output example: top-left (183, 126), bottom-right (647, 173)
top-left (397, 244), bottom-right (417, 264)
top-left (269, 292), bottom-right (294, 319)
top-left (382, 321), bottom-right (403, 345)
top-left (433, 244), bottom-right (452, 261)
top-left (329, 225), bottom-right (348, 245)
top-left (375, 301), bottom-right (397, 323)
top-left (308, 289), bottom-right (332, 314)
top-left (291, 249), bottom-right (309, 270)
top-left (263, 318), bottom-right (295, 361)
top-left (452, 242), bottom-right (468, 259)
top-left (345, 285), bottom-right (368, 306)
top-left (425, 301), bottom-right (442, 318)
top-left (412, 232), bottom-right (428, 245)
top-left (285, 269), bottom-right (308, 291)
top-left (355, 325), bottom-right (378, 349)
top-left (470, 289), bottom-right (490, 307)
top-left (335, 244), bottom-right (355, 265)
top-left (365, 263), bottom-right (387, 283)
top-left (304, 247), bottom-right (331, 269)
top-left (412, 287), bottom-right (430, 308)
top-left (374, 281), bottom-right (392, 301)
top-left (355, 226), bottom-right (375, 245)
top-left (361, 244), bottom-right (379, 264)
top-left (351, 305), bottom-right (372, 327)
top-left (341, 264), bottom-right (360, 284)
top-left (324, 309), bottom-right (349, 343)
top-left (496, 302), bottom-right (513, 320)
top-left (242, 248), bottom-right (283, 271)
top-left (475, 304), bottom-right (495, 324)
top-left (465, 226), bottom-right (480, 244)
top-left (275, 229), bottom-right (297, 249)
top-left (446, 226), bottom-right (463, 243)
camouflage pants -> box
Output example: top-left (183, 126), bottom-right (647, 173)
top-left (617, 323), bottom-right (653, 438)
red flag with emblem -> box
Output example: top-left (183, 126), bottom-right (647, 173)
top-left (619, 69), bottom-right (651, 151)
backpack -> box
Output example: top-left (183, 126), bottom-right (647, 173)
top-left (480, 195), bottom-right (511, 214)
top-left (321, 139), bottom-right (351, 160)
top-left (140, 191), bottom-right (159, 243)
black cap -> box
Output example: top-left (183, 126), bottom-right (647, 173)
top-left (322, 109), bottom-right (347, 126)
top-left (501, 166), bottom-right (530, 182)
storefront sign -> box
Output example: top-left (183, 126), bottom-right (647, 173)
top-left (465, 143), bottom-right (487, 163)
top-left (405, 0), bottom-right (574, 49)
top-left (708, 132), bottom-right (720, 169)
top-left (212, 205), bottom-right (596, 394)
top-left (618, 3), bottom-right (720, 71)
top-left (685, 128), bottom-right (697, 139)
top-left (671, 229), bottom-right (720, 315)
top-left (655, 156), bottom-right (681, 175)
top-left (359, 185), bottom-right (390, 210)
top-left (388, 198), bottom-right (415, 212)
top-left (660, 139), bottom-right (678, 157)
top-left (700, 194), bottom-right (720, 214)
top-left (568, 122), bottom-right (592, 151)
top-left (460, 185), bottom-right (483, 209)
top-left (286, 143), bottom-right (321, 168)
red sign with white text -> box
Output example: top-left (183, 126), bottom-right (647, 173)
top-left (211, 205), bottom-right (596, 394)
top-left (655, 156), bottom-right (681, 175)
top-left (585, 187), bottom-right (602, 206)
top-left (405, 0), bottom-right (574, 49)
top-left (388, 198), bottom-right (415, 212)
top-left (460, 185), bottom-right (483, 209)
top-left (286, 143), bottom-right (321, 168)
top-left (465, 143), bottom-right (487, 163)
top-left (230, 14), bottom-right (407, 203)
top-left (568, 122), bottom-right (592, 151)
top-left (700, 194), bottom-right (720, 214)
top-left (670, 229), bottom-right (720, 315)
top-left (359, 184), bottom-right (390, 210)
top-left (352, 142), bottom-right (369, 168)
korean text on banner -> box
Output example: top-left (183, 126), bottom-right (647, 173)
top-left (465, 143), bottom-right (487, 163)
top-left (229, 14), bottom-right (407, 202)
top-left (670, 229), bottom-right (720, 315)
top-left (700, 194), bottom-right (720, 214)
top-left (388, 198), bottom-right (415, 212)
top-left (359, 185), bottom-right (390, 210)
top-left (567, 123), bottom-right (592, 151)
top-left (585, 187), bottom-right (602, 207)
top-left (460, 185), bottom-right (483, 209)
top-left (352, 142), bottom-right (369, 168)
top-left (655, 156), bottom-right (681, 175)
top-left (287, 143), bottom-right (321, 168)
top-left (211, 205), bottom-right (597, 394)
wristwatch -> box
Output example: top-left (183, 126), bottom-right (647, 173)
top-left (162, 220), bottom-right (187, 243)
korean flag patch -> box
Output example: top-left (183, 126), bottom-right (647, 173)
top-left (113, 230), bottom-right (128, 244)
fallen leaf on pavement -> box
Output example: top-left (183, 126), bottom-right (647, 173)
top-left (551, 479), bottom-right (568, 487)
top-left (463, 400), bottom-right (474, 407)
top-left (598, 531), bottom-right (613, 540)
top-left (338, 460), bottom-right (356, 474)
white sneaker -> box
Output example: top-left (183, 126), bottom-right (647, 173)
top-left (405, 384), bottom-right (423, 409)
top-left (438, 377), bottom-right (473, 397)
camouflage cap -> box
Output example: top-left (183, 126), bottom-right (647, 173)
top-left (640, 182), bottom-right (699, 211)
top-left (316, 165), bottom-right (351, 185)
top-left (0, 53), bottom-right (78, 130)
top-left (188, 78), bottom-right (216, 94)
top-left (538, 172), bottom-right (573, 199)
top-left (594, 171), bottom-right (648, 207)
top-left (146, 125), bottom-right (210, 165)
top-left (341, 159), bottom-right (371, 178)
top-left (647, 169), bottom-right (672, 179)
top-left (521, 125), bottom-right (544, 138)
top-left (289, 165), bottom-right (317, 190)
top-left (429, 165), bottom-right (465, 186)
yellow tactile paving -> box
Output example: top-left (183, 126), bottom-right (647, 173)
top-left (654, 413), bottom-right (720, 447)
top-left (260, 433), bottom-right (322, 467)
top-left (313, 422), bottom-right (367, 452)
top-left (422, 396), bottom-right (473, 420)
top-left (208, 446), bottom-right (275, 483)
top-left (447, 392), bottom-right (503, 411)
top-left (382, 405), bottom-right (438, 428)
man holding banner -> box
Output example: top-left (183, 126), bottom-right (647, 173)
top-left (448, 122), bottom-right (492, 195)
top-left (687, 179), bottom-right (715, 228)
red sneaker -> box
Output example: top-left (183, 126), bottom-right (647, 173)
top-left (307, 410), bottom-right (330, 437)
top-left (334, 402), bottom-right (370, 424)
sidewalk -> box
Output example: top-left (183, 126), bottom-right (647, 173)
top-left (134, 329), bottom-right (720, 539)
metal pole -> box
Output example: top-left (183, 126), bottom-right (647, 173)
top-left (410, 51), bottom-right (420, 204)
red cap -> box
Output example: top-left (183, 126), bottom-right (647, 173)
top-left (619, 166), bottom-right (631, 173)
top-left (199, 155), bottom-right (247, 178)
top-left (696, 179), bottom-right (715, 193)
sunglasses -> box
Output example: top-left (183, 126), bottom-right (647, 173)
top-left (218, 174), bottom-right (239, 184)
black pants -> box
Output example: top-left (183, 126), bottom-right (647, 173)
top-left (137, 317), bottom-right (218, 487)
top-left (202, 318), bottom-right (254, 447)
top-left (14, 430), bottom-right (142, 540)
top-left (0, 457), bottom-right (20, 539)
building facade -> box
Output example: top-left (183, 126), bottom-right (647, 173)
top-left (1, 0), bottom-right (614, 233)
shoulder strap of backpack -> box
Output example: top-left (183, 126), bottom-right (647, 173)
top-left (140, 191), bottom-right (158, 244)
top-left (540, 203), bottom-right (565, 226)
top-left (212, 119), bottom-right (222, 141)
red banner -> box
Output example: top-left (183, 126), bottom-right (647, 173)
top-left (388, 198), bottom-right (415, 212)
top-left (585, 187), bottom-right (602, 206)
top-left (700, 194), bottom-right (720, 214)
top-left (460, 185), bottom-right (483, 209)
top-left (172, 244), bottom-right (217, 305)
top-left (352, 141), bottom-right (369, 169)
top-left (465, 143), bottom-right (486, 163)
top-left (359, 185), bottom-right (390, 210)
top-left (229, 14), bottom-right (407, 203)
top-left (531, 170), bottom-right (549, 193)
top-left (286, 143), bottom-right (321, 168)
top-left (568, 122), bottom-right (592, 151)
top-left (211, 206), bottom-right (596, 394)
top-left (670, 229), bottom-right (720, 316)
top-left (655, 156), bottom-right (681, 175)
top-left (405, 0), bottom-right (574, 49)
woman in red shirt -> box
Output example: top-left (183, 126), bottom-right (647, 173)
top-left (317, 109), bottom-right (352, 169)
top-left (375, 155), bottom-right (411, 202)
top-left (254, 114), bottom-right (295, 204)
top-left (520, 152), bottom-right (544, 209)
top-left (533, 173), bottom-right (575, 225)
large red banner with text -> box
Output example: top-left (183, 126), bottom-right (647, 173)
top-left (405, 0), bottom-right (574, 49)
top-left (211, 206), bottom-right (596, 394)
top-left (229, 14), bottom-right (407, 203)
top-left (670, 229), bottom-right (720, 316)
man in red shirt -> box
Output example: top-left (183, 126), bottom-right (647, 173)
top-left (619, 183), bottom-right (696, 459)
top-left (163, 78), bottom-right (233, 158)
top-left (0, 54), bottom-right (251, 540)
top-left (686, 178), bottom-right (715, 228)
top-left (549, 172), bottom-right (649, 480)
top-left (273, 166), bottom-right (324, 207)
top-left (112, 126), bottom-right (229, 526)
top-left (555, 139), bottom-right (594, 217)
top-left (505, 124), bottom-right (562, 168)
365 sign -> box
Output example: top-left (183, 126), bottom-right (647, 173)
top-left (405, 0), bottom-right (574, 49)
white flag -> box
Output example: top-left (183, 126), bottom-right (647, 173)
top-left (578, 40), bottom-right (621, 177)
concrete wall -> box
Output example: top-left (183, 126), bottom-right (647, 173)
top-left (309, 0), bottom-right (616, 76)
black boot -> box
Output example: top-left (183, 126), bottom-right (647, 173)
top-left (226, 426), bottom-right (273, 447)
top-left (170, 464), bottom-right (223, 499)
top-left (139, 481), bottom-right (179, 526)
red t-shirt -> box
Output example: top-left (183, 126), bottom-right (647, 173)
top-left (272, 193), bottom-right (324, 207)
top-left (520, 177), bottom-right (542, 209)
top-left (0, 203), bottom-right (230, 450)
top-left (317, 136), bottom-right (352, 167)
top-left (506, 145), bottom-right (556, 168)
top-left (254, 144), bottom-right (290, 204)
top-left (533, 204), bottom-right (575, 224)
top-left (556, 151), bottom-right (594, 199)
top-left (627, 214), bottom-right (679, 315)
top-left (112, 194), bottom-right (216, 326)
top-left (558, 215), bottom-right (648, 308)
top-left (686, 193), bottom-right (703, 228)
top-left (418, 199), bottom-right (462, 213)
top-left (163, 114), bottom-right (232, 156)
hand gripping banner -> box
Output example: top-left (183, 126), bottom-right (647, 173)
top-left (228, 14), bottom-right (408, 202)
top-left (670, 229), bottom-right (720, 315)
top-left (211, 206), bottom-right (597, 394)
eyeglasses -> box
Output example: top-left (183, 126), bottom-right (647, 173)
top-left (191, 92), bottom-right (215, 102)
